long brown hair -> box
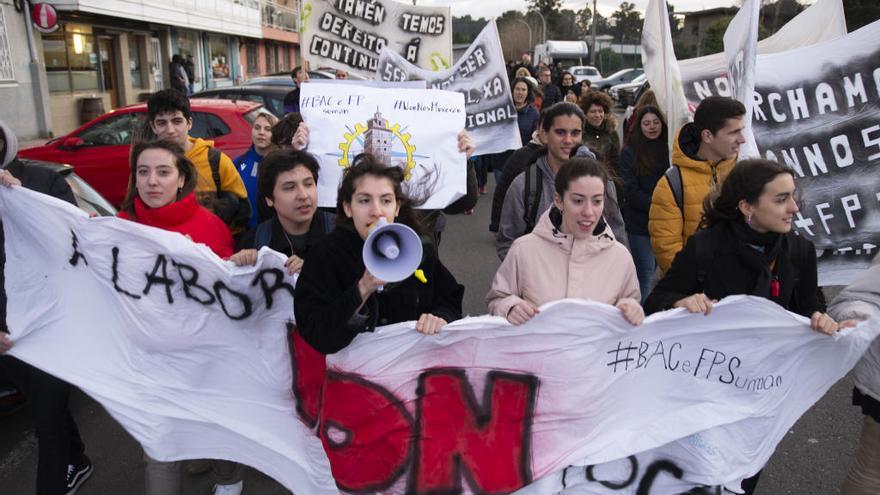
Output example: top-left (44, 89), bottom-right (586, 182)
top-left (120, 139), bottom-right (197, 217)
top-left (628, 105), bottom-right (669, 176)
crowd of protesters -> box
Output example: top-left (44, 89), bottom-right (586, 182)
top-left (0, 53), bottom-right (877, 495)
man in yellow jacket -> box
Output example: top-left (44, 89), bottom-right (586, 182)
top-left (648, 96), bottom-right (746, 274)
top-left (147, 89), bottom-right (251, 233)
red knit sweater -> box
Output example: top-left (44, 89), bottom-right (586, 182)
top-left (117, 193), bottom-right (234, 259)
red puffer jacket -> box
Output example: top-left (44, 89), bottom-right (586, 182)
top-left (118, 193), bottom-right (234, 258)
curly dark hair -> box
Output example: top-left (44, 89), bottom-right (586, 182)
top-left (335, 154), bottom-right (425, 235)
top-left (271, 112), bottom-right (303, 147)
top-left (628, 105), bottom-right (669, 176)
top-left (578, 90), bottom-right (613, 116)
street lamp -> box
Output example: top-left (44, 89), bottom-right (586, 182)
top-left (528, 11), bottom-right (547, 43)
top-left (512, 19), bottom-right (533, 53)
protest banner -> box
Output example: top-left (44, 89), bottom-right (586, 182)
top-left (676, 0), bottom-right (846, 97)
top-left (677, 20), bottom-right (880, 285)
top-left (375, 20), bottom-right (522, 156)
top-left (298, 83), bottom-right (467, 209)
top-left (722, 0), bottom-right (761, 159)
top-left (300, 0), bottom-right (452, 79)
top-left (3, 187), bottom-right (879, 494)
top-left (0, 187), bottom-right (337, 494)
top-left (641, 0), bottom-right (690, 149)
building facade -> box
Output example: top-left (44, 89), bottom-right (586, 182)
top-left (0, 0), bottom-right (52, 139)
top-left (2, 0), bottom-right (300, 140)
top-left (676, 7), bottom-right (737, 58)
top-left (241, 0), bottom-right (299, 78)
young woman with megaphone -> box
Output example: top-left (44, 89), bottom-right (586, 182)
top-left (294, 154), bottom-right (465, 354)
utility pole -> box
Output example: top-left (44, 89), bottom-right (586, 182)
top-left (590, 0), bottom-right (597, 65)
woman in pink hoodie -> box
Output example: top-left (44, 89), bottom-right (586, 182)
top-left (487, 158), bottom-right (643, 326)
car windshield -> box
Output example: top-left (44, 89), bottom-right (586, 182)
top-left (77, 112), bottom-right (146, 146)
top-left (65, 173), bottom-right (117, 217)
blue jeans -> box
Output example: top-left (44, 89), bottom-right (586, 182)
top-left (627, 233), bottom-right (656, 304)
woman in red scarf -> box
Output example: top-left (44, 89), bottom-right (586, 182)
top-left (118, 139), bottom-right (234, 258)
top-left (118, 139), bottom-right (235, 495)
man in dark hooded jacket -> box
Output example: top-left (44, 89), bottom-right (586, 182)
top-left (0, 119), bottom-right (92, 495)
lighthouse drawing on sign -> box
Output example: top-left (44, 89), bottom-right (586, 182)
top-left (364, 109), bottom-right (392, 165)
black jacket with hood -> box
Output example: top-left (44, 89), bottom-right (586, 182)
top-left (0, 121), bottom-right (77, 331)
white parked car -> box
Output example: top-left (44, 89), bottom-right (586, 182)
top-left (568, 65), bottom-right (603, 84)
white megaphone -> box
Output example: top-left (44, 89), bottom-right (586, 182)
top-left (362, 218), bottom-right (423, 284)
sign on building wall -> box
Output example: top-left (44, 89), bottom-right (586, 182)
top-left (300, 0), bottom-right (452, 78)
top-left (31, 3), bottom-right (60, 34)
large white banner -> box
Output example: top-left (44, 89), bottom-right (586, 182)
top-left (722, 0), bottom-right (761, 159)
top-left (299, 83), bottom-right (467, 209)
top-left (0, 187), bottom-right (337, 494)
top-left (3, 187), bottom-right (879, 494)
top-left (300, 0), bottom-right (452, 78)
top-left (375, 20), bottom-right (522, 156)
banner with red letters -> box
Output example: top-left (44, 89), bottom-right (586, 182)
top-left (2, 186), bottom-right (879, 494)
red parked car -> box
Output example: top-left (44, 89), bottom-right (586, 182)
top-left (19, 99), bottom-right (267, 206)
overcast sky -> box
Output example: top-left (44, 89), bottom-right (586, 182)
top-left (416, 0), bottom-right (744, 18)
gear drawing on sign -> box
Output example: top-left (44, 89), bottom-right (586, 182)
top-left (337, 112), bottom-right (417, 179)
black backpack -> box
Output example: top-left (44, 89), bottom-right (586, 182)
top-left (521, 163), bottom-right (543, 234)
top-left (664, 165), bottom-right (685, 216)
top-left (201, 148), bottom-right (247, 228)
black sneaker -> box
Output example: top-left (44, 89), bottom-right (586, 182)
top-left (65, 457), bottom-right (93, 495)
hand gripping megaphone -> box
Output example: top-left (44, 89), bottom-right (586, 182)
top-left (362, 218), bottom-right (423, 283)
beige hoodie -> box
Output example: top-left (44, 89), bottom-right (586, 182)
top-left (487, 207), bottom-right (640, 318)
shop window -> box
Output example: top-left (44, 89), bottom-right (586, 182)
top-left (177, 31), bottom-right (199, 86)
top-left (246, 44), bottom-right (258, 74)
top-left (264, 43), bottom-right (275, 74)
top-left (44, 24), bottom-right (100, 93)
top-left (129, 36), bottom-right (145, 88)
top-left (282, 46), bottom-right (291, 72)
top-left (209, 35), bottom-right (230, 79)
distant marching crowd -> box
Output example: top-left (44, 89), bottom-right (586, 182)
top-left (1, 54), bottom-right (880, 495)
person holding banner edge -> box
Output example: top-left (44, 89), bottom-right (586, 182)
top-left (0, 120), bottom-right (93, 495)
top-left (293, 153), bottom-right (466, 354)
top-left (487, 157), bottom-right (642, 326)
top-left (644, 158), bottom-right (857, 495)
top-left (829, 253), bottom-right (880, 495)
top-left (117, 139), bottom-right (238, 495)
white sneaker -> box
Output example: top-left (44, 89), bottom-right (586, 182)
top-left (212, 481), bottom-right (243, 495)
